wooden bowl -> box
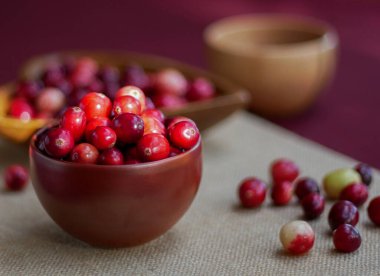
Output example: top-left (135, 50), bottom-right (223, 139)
top-left (204, 14), bottom-right (338, 117)
top-left (29, 128), bottom-right (202, 248)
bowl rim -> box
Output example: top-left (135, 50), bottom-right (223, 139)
top-left (203, 13), bottom-right (339, 57)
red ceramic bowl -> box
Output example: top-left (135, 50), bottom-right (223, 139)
top-left (29, 129), bottom-right (202, 248)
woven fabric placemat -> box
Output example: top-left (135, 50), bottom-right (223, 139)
top-left (0, 111), bottom-right (379, 276)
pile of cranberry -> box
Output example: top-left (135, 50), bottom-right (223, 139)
top-left (35, 86), bottom-right (200, 165)
top-left (238, 159), bottom-right (380, 255)
top-left (8, 56), bottom-right (216, 121)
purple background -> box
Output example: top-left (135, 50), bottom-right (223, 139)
top-left (1, 1), bottom-right (379, 167)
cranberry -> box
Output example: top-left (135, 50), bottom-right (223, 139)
top-left (115, 86), bottom-right (146, 111)
top-left (279, 220), bottom-right (315, 255)
top-left (14, 80), bottom-right (42, 100)
top-left (166, 116), bottom-right (195, 129)
top-left (42, 65), bottom-right (65, 87)
top-left (271, 158), bottom-right (300, 185)
top-left (87, 79), bottom-right (104, 92)
top-left (294, 177), bottom-right (320, 201)
top-left (98, 147), bottom-right (124, 165)
top-left (339, 183), bottom-right (368, 207)
top-left (112, 113), bottom-right (144, 144)
top-left (142, 109), bottom-right (165, 123)
top-left (271, 181), bottom-right (293, 206)
top-left (238, 177), bottom-right (267, 208)
top-left (153, 68), bottom-right (188, 96)
top-left (84, 117), bottom-right (112, 141)
top-left (4, 165), bottom-right (29, 191)
top-left (66, 87), bottom-right (88, 106)
top-left (70, 57), bottom-right (98, 87)
top-left (301, 193), bottom-right (325, 220)
top-left (168, 121), bottom-right (200, 150)
top-left (89, 126), bottom-right (117, 150)
top-left (328, 200), bottom-right (359, 230)
top-left (112, 95), bottom-right (141, 116)
top-left (152, 94), bottom-right (186, 108)
top-left (70, 143), bottom-right (99, 164)
top-left (142, 116), bottom-right (166, 136)
top-left (169, 146), bottom-right (183, 157)
top-left (60, 106), bottom-right (87, 141)
top-left (44, 128), bottom-right (75, 158)
top-left (333, 224), bottom-right (361, 253)
top-left (9, 98), bottom-right (35, 121)
top-left (121, 65), bottom-right (150, 91)
top-left (186, 77), bottom-right (215, 101)
top-left (367, 196), bottom-right (380, 226)
top-left (354, 163), bottom-right (372, 186)
top-left (79, 92), bottom-right (112, 120)
top-left (137, 134), bottom-right (170, 162)
top-left (97, 65), bottom-right (120, 83)
top-left (35, 87), bottom-right (66, 114)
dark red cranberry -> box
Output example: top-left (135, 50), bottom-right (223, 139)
top-left (98, 147), bottom-right (124, 165)
top-left (137, 134), bottom-right (170, 161)
top-left (333, 224), bottom-right (361, 253)
top-left (112, 95), bottom-right (141, 116)
top-left (271, 158), bottom-right (300, 185)
top-left (60, 106), bottom-right (87, 141)
top-left (79, 92), bottom-right (112, 120)
top-left (271, 181), bottom-right (293, 206)
top-left (238, 177), bottom-right (267, 208)
top-left (328, 200), bottom-right (359, 230)
top-left (354, 163), bottom-right (372, 186)
top-left (294, 177), bottom-right (320, 201)
top-left (186, 77), bottom-right (215, 101)
top-left (89, 126), bottom-right (117, 150)
top-left (152, 94), bottom-right (186, 108)
top-left (42, 65), bottom-right (65, 87)
top-left (367, 196), bottom-right (380, 226)
top-left (70, 143), bottom-right (99, 164)
top-left (4, 165), bottom-right (29, 191)
top-left (121, 65), bottom-right (150, 90)
top-left (84, 117), bottom-right (112, 141)
top-left (169, 146), bottom-right (183, 157)
top-left (14, 80), bottom-right (42, 100)
top-left (44, 128), bottom-right (75, 158)
top-left (9, 98), bottom-right (35, 121)
top-left (142, 109), bottom-right (165, 123)
top-left (112, 113), bottom-right (144, 144)
top-left (340, 183), bottom-right (368, 207)
top-left (301, 193), bottom-right (325, 219)
top-left (168, 121), bottom-right (200, 150)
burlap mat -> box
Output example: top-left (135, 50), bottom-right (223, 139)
top-left (0, 111), bottom-right (379, 276)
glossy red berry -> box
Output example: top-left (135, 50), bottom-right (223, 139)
top-left (43, 128), bottom-right (75, 158)
top-left (333, 224), bottom-right (361, 253)
top-left (142, 109), bottom-right (165, 123)
top-left (112, 113), bottom-right (144, 144)
top-left (294, 177), bottom-right (320, 201)
top-left (186, 77), bottom-right (215, 101)
top-left (339, 183), bottom-right (368, 207)
top-left (89, 126), bottom-right (117, 150)
top-left (115, 86), bottom-right (146, 111)
top-left (137, 134), bottom-right (170, 162)
top-left (9, 98), bottom-right (35, 121)
top-left (166, 116), bottom-right (195, 129)
top-left (36, 87), bottom-right (65, 114)
top-left (98, 147), bottom-right (124, 165)
top-left (4, 165), bottom-right (29, 191)
top-left (168, 121), bottom-right (200, 150)
top-left (301, 193), bottom-right (325, 220)
top-left (271, 181), bottom-right (293, 206)
top-left (328, 200), bottom-right (359, 230)
top-left (271, 158), bottom-right (300, 185)
top-left (354, 163), bottom-right (372, 186)
top-left (367, 196), bottom-right (380, 226)
top-left (112, 95), bottom-right (141, 116)
top-left (84, 117), bottom-right (111, 141)
top-left (79, 92), bottom-right (112, 120)
top-left (142, 116), bottom-right (166, 136)
top-left (60, 106), bottom-right (87, 141)
top-left (70, 143), bottom-right (99, 164)
top-left (238, 178), bottom-right (267, 208)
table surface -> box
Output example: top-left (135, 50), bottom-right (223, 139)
top-left (0, 111), bottom-right (379, 275)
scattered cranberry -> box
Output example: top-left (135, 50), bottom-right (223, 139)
top-left (339, 183), bottom-right (368, 207)
top-left (271, 158), bottom-right (300, 185)
top-left (328, 200), bottom-right (359, 230)
top-left (43, 128), bottom-right (75, 158)
top-left (60, 106), bottom-right (87, 141)
top-left (112, 113), bottom-right (144, 144)
top-left (84, 117), bottom-right (112, 141)
top-left (238, 178), bottom-right (267, 208)
top-left (79, 92), bottom-right (112, 120)
top-left (186, 77), bottom-right (215, 101)
top-left (137, 134), bottom-right (170, 161)
top-left (9, 98), bottom-right (35, 121)
top-left (112, 95), bottom-right (141, 116)
top-left (354, 163), bottom-right (372, 186)
top-left (294, 177), bottom-right (320, 201)
top-left (168, 121), bottom-right (200, 150)
top-left (4, 165), bottom-right (29, 191)
top-left (70, 143), bottom-right (99, 164)
top-left (279, 220), bottom-right (315, 255)
top-left (301, 193), bottom-right (325, 220)
top-left (271, 181), bottom-right (293, 206)
top-left (98, 147), bottom-right (124, 165)
top-left (367, 196), bottom-right (380, 226)
top-left (153, 68), bottom-right (188, 96)
top-left (333, 224), bottom-right (361, 253)
top-left (89, 126), bottom-right (117, 150)
top-left (115, 86), bottom-right (146, 111)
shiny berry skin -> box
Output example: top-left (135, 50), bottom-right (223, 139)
top-left (295, 177), bottom-right (320, 201)
top-left (152, 94), bottom-right (186, 108)
top-left (169, 146), bottom-right (183, 157)
top-left (271, 158), bottom-right (300, 185)
top-left (137, 134), bottom-right (170, 162)
top-left (14, 80), bottom-right (41, 100)
top-left (60, 106), bottom-right (87, 141)
top-left (339, 183), bottom-right (368, 207)
top-left (36, 88), bottom-right (65, 114)
top-left (142, 109), bottom-right (165, 123)
top-left (115, 86), bottom-right (146, 111)
top-left (9, 98), bottom-right (35, 121)
top-left (166, 116), bottom-right (194, 129)
top-left (271, 181), bottom-right (293, 206)
top-left (4, 165), bottom-right (29, 191)
top-left (84, 117), bottom-right (111, 141)
top-left (333, 224), bottom-right (361, 253)
top-left (79, 92), bottom-right (112, 120)
top-left (367, 196), bottom-right (380, 226)
top-left (279, 220), bottom-right (315, 255)
top-left (238, 178), bottom-right (267, 208)
top-left (89, 126), bottom-right (117, 150)
top-left (112, 95), bottom-right (141, 116)
top-left (301, 193), bottom-right (325, 220)
top-left (186, 77), bottom-right (215, 101)
top-left (328, 200), bottom-right (359, 230)
top-left (354, 163), bottom-right (372, 186)
top-left (168, 121), bottom-right (200, 150)
top-left (112, 113), bottom-right (144, 144)
top-left (98, 147), bottom-right (124, 165)
top-left (43, 128), bottom-right (74, 158)
top-left (153, 68), bottom-right (188, 96)
top-left (70, 143), bottom-right (99, 164)
top-left (142, 116), bottom-right (166, 136)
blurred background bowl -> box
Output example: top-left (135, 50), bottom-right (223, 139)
top-left (204, 14), bottom-right (338, 117)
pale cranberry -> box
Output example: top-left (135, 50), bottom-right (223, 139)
top-left (4, 165), bottom-right (29, 191)
top-left (333, 224), bottom-right (361, 253)
top-left (238, 178), bottom-right (267, 208)
top-left (137, 134), bottom-right (170, 162)
top-left (279, 220), bottom-right (315, 255)
top-left (271, 158), bottom-right (300, 185)
top-left (35, 87), bottom-right (66, 114)
top-left (70, 143), bottom-right (99, 164)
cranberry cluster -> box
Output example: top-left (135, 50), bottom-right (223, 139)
top-left (35, 86), bottom-right (200, 165)
top-left (8, 56), bottom-right (216, 121)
